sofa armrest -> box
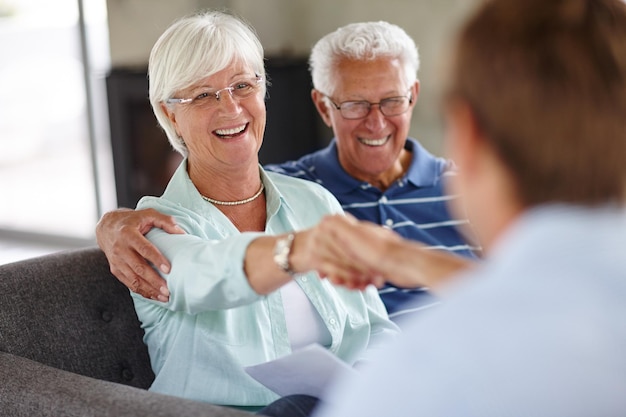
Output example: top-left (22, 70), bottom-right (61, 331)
top-left (0, 352), bottom-right (252, 417)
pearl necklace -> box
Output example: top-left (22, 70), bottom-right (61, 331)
top-left (201, 183), bottom-right (265, 206)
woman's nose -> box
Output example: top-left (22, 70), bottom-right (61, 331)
top-left (216, 89), bottom-right (241, 112)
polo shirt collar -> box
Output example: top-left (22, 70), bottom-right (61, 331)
top-left (311, 138), bottom-right (445, 193)
top-left (309, 140), bottom-right (362, 194)
top-left (404, 138), bottom-right (449, 188)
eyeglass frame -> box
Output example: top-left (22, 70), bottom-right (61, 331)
top-left (321, 89), bottom-right (414, 120)
top-left (165, 74), bottom-right (264, 107)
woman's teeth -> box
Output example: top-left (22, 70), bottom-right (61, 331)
top-left (215, 124), bottom-right (246, 136)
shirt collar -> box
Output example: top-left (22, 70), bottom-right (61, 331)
top-left (404, 138), bottom-right (452, 188)
top-left (309, 140), bottom-right (362, 194)
top-left (163, 159), bottom-right (287, 217)
top-left (311, 138), bottom-right (450, 193)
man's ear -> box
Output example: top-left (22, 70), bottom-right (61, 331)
top-left (444, 99), bottom-right (485, 176)
top-left (409, 80), bottom-right (420, 108)
top-left (311, 89), bottom-right (333, 127)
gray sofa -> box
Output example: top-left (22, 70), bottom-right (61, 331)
top-left (0, 246), bottom-right (251, 417)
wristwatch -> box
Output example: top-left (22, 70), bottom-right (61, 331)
top-left (273, 233), bottom-right (295, 275)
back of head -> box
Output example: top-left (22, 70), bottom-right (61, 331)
top-left (148, 10), bottom-right (266, 156)
top-left (309, 21), bottom-right (420, 95)
top-left (446, 0), bottom-right (626, 207)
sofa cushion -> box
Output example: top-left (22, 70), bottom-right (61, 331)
top-left (0, 351), bottom-right (252, 417)
top-left (0, 247), bottom-right (154, 388)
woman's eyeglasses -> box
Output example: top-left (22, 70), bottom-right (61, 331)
top-left (166, 75), bottom-right (264, 109)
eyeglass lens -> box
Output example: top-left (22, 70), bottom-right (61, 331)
top-left (169, 76), bottom-right (262, 108)
top-left (337, 96), bottom-right (411, 119)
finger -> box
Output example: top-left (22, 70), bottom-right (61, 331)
top-left (109, 245), bottom-right (169, 301)
top-left (142, 210), bottom-right (186, 235)
top-left (129, 233), bottom-right (172, 275)
top-left (137, 273), bottom-right (170, 302)
top-left (128, 251), bottom-right (169, 295)
top-left (313, 222), bottom-right (372, 273)
top-left (321, 263), bottom-right (376, 290)
top-left (327, 273), bottom-right (371, 291)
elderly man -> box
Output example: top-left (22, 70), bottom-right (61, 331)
top-left (308, 0), bottom-right (626, 415)
top-left (96, 21), bottom-right (477, 324)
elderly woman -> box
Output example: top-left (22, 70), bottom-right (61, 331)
top-left (132, 9), bottom-right (398, 413)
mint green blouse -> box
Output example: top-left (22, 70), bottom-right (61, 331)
top-left (132, 160), bottom-right (399, 409)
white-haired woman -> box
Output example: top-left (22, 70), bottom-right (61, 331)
top-left (131, 9), bottom-right (398, 416)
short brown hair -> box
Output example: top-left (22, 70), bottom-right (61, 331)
top-left (446, 0), bottom-right (626, 207)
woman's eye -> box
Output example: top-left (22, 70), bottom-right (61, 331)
top-left (195, 92), bottom-right (211, 101)
top-left (235, 82), bottom-right (251, 90)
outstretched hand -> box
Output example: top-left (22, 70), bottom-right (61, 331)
top-left (300, 214), bottom-right (395, 290)
top-left (287, 214), bottom-right (390, 291)
top-left (292, 214), bottom-right (471, 292)
top-left (95, 208), bottom-right (185, 301)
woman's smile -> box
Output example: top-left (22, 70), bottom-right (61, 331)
top-left (213, 122), bottom-right (249, 139)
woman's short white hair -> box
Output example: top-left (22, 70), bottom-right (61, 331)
top-left (309, 21), bottom-right (419, 96)
top-left (149, 10), bottom-right (266, 156)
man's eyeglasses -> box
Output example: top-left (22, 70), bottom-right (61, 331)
top-left (166, 75), bottom-right (264, 109)
top-left (323, 91), bottom-right (413, 120)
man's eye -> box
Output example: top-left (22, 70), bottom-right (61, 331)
top-left (345, 101), bottom-right (368, 109)
top-left (384, 98), bottom-right (404, 106)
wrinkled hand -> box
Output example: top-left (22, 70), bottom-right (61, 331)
top-left (300, 214), bottom-right (472, 292)
top-left (291, 214), bottom-right (390, 291)
top-left (95, 208), bottom-right (185, 301)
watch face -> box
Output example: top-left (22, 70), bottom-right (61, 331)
top-left (274, 234), bottom-right (295, 274)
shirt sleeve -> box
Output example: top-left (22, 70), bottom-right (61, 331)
top-left (145, 228), bottom-right (266, 314)
top-left (136, 195), bottom-right (267, 314)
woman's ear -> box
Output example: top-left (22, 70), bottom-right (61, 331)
top-left (311, 89), bottom-right (333, 127)
top-left (161, 102), bottom-right (178, 126)
top-left (161, 102), bottom-right (181, 136)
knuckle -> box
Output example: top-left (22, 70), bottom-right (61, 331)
top-left (132, 262), bottom-right (147, 276)
top-left (128, 278), bottom-right (140, 293)
top-left (137, 243), bottom-right (154, 258)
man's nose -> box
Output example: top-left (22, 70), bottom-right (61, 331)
top-left (363, 104), bottom-right (386, 129)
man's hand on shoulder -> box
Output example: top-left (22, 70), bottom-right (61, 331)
top-left (95, 208), bottom-right (185, 301)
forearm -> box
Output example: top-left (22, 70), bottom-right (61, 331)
top-left (378, 239), bottom-right (474, 293)
top-left (244, 234), bottom-right (295, 295)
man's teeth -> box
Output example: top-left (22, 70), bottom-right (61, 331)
top-left (359, 137), bottom-right (388, 146)
top-left (215, 124), bottom-right (246, 136)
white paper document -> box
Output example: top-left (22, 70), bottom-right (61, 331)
top-left (244, 343), bottom-right (356, 399)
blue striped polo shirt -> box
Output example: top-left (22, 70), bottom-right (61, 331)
top-left (265, 138), bottom-right (479, 326)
